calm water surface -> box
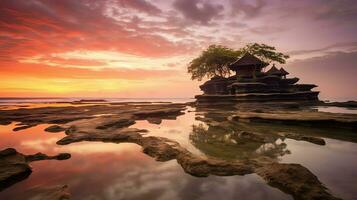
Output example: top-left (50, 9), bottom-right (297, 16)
top-left (0, 104), bottom-right (356, 200)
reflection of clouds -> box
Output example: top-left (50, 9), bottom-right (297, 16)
top-left (102, 160), bottom-right (291, 200)
top-left (105, 161), bottom-right (185, 200)
top-left (20, 137), bottom-right (59, 151)
top-left (255, 139), bottom-right (290, 158)
top-left (55, 142), bottom-right (141, 154)
top-left (131, 108), bottom-right (205, 157)
top-left (281, 138), bottom-right (357, 200)
top-left (0, 123), bottom-right (65, 154)
top-left (0, 122), bottom-right (291, 200)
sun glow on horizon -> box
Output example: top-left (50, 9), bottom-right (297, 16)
top-left (0, 0), bottom-right (356, 99)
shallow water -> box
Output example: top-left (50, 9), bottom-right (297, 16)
top-left (0, 97), bottom-right (194, 104)
top-left (0, 124), bottom-right (291, 200)
top-left (0, 104), bottom-right (356, 199)
top-left (281, 138), bottom-right (357, 200)
top-left (314, 106), bottom-right (357, 114)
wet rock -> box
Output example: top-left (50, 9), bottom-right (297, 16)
top-left (178, 153), bottom-right (255, 177)
top-left (0, 119), bottom-right (11, 126)
top-left (232, 131), bottom-right (267, 143)
top-left (133, 108), bottom-right (184, 118)
top-left (26, 152), bottom-right (71, 162)
top-left (321, 101), bottom-right (357, 108)
top-left (256, 163), bottom-right (341, 200)
top-left (45, 125), bottom-right (66, 133)
top-left (147, 118), bottom-right (162, 124)
top-left (49, 117), bottom-right (92, 124)
top-left (231, 111), bottom-right (357, 130)
top-left (0, 103), bottom-right (187, 134)
top-left (13, 124), bottom-right (36, 131)
top-left (96, 118), bottom-right (135, 130)
top-left (56, 128), bottom-right (147, 145)
top-left (278, 132), bottom-right (326, 145)
top-left (0, 148), bottom-right (71, 191)
top-left (73, 99), bottom-right (107, 103)
top-left (0, 103), bottom-right (344, 199)
top-left (140, 137), bottom-right (181, 161)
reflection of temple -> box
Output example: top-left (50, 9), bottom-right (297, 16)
top-left (196, 53), bottom-right (319, 103)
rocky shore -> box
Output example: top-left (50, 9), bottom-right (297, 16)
top-left (0, 101), bottom-right (356, 199)
top-left (0, 148), bottom-right (70, 192)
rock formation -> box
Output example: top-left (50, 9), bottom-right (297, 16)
top-left (0, 148), bottom-right (70, 191)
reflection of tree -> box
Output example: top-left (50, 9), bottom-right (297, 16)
top-left (189, 123), bottom-right (290, 160)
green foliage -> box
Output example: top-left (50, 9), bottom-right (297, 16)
top-left (242, 43), bottom-right (290, 64)
top-left (187, 45), bottom-right (241, 81)
top-left (187, 43), bottom-right (290, 81)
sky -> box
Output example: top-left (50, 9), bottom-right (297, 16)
top-left (0, 0), bottom-right (356, 100)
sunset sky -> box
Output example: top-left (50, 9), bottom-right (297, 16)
top-left (1, 0), bottom-right (356, 100)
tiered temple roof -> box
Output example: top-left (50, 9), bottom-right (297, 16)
top-left (279, 67), bottom-right (289, 76)
top-left (229, 53), bottom-right (268, 71)
top-left (266, 64), bottom-right (281, 75)
top-left (196, 54), bottom-right (319, 103)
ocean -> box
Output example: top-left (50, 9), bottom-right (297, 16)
top-left (0, 97), bottom-right (195, 104)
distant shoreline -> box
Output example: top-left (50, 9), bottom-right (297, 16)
top-left (0, 97), bottom-right (195, 104)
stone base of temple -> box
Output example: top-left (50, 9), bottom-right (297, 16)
top-left (195, 91), bottom-right (320, 104)
top-left (197, 54), bottom-right (321, 104)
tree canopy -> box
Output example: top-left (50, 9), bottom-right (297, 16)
top-left (241, 43), bottom-right (290, 64)
top-left (187, 43), bottom-right (289, 81)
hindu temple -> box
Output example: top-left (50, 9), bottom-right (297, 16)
top-left (195, 53), bottom-right (319, 103)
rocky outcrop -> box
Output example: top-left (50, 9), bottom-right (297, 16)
top-left (44, 125), bottom-right (66, 133)
top-left (0, 148), bottom-right (70, 191)
top-left (0, 103), bottom-right (187, 132)
top-left (256, 163), bottom-right (341, 200)
top-left (146, 118), bottom-right (162, 124)
top-left (0, 102), bottom-right (347, 199)
top-left (51, 112), bottom-right (338, 200)
top-left (320, 100), bottom-right (357, 108)
top-left (231, 110), bottom-right (357, 130)
top-left (278, 132), bottom-right (326, 145)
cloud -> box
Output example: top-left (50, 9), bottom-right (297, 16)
top-left (0, 0), bottom-right (192, 61)
top-left (286, 51), bottom-right (357, 100)
top-left (0, 0), bottom-right (356, 98)
top-left (0, 61), bottom-right (178, 80)
top-left (114, 0), bottom-right (162, 14)
top-left (230, 0), bottom-right (267, 18)
top-left (287, 41), bottom-right (357, 60)
top-left (173, 0), bottom-right (224, 24)
top-left (313, 0), bottom-right (357, 21)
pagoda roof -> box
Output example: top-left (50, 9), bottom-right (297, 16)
top-left (266, 65), bottom-right (281, 75)
top-left (279, 67), bottom-right (289, 75)
top-left (229, 53), bottom-right (268, 70)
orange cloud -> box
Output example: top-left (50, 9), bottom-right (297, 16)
top-left (0, 61), bottom-right (178, 80)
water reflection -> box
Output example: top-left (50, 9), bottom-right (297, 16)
top-left (281, 138), bottom-right (357, 200)
top-left (131, 109), bottom-right (205, 157)
top-left (0, 123), bottom-right (291, 200)
top-left (191, 107), bottom-right (357, 200)
top-left (314, 106), bottom-right (357, 114)
top-left (129, 106), bottom-right (357, 199)
top-left (0, 104), bottom-right (357, 199)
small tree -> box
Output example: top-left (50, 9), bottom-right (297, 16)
top-left (187, 45), bottom-right (241, 81)
top-left (187, 43), bottom-right (289, 81)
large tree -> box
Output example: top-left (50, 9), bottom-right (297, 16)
top-left (187, 43), bottom-right (289, 81)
